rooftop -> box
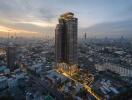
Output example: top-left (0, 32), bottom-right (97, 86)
top-left (44, 95), bottom-right (54, 100)
top-left (60, 12), bottom-right (74, 19)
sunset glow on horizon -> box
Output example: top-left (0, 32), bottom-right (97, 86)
top-left (0, 25), bottom-right (41, 38)
top-left (0, 0), bottom-right (131, 38)
top-left (0, 25), bottom-right (39, 33)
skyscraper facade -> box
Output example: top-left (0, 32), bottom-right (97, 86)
top-left (55, 12), bottom-right (78, 66)
top-left (6, 45), bottom-right (16, 69)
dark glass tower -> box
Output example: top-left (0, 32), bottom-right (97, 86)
top-left (6, 45), bottom-right (16, 69)
top-left (55, 12), bottom-right (78, 65)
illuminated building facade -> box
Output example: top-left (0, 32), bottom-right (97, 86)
top-left (55, 12), bottom-right (78, 65)
top-left (55, 12), bottom-right (78, 75)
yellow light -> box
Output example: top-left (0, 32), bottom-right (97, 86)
top-left (18, 20), bottom-right (55, 27)
top-left (0, 25), bottom-right (37, 34)
top-left (55, 66), bottom-right (101, 100)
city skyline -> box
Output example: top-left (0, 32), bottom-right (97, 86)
top-left (0, 9), bottom-right (132, 99)
top-left (0, 0), bottom-right (132, 38)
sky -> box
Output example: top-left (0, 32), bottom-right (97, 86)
top-left (0, 0), bottom-right (132, 38)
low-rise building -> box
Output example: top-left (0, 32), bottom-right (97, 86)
top-left (95, 63), bottom-right (132, 77)
top-left (8, 78), bottom-right (17, 88)
top-left (0, 76), bottom-right (8, 89)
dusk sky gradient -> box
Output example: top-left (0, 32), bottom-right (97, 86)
top-left (0, 0), bottom-right (132, 38)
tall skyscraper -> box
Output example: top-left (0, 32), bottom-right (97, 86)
top-left (6, 44), bottom-right (16, 69)
top-left (55, 12), bottom-right (78, 66)
top-left (84, 32), bottom-right (87, 40)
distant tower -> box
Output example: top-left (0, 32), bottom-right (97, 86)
top-left (120, 35), bottom-right (124, 41)
top-left (55, 12), bottom-right (78, 66)
top-left (84, 33), bottom-right (87, 40)
top-left (6, 44), bottom-right (16, 70)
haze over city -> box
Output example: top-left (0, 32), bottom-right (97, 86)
top-left (0, 0), bottom-right (132, 38)
top-left (0, 0), bottom-right (132, 100)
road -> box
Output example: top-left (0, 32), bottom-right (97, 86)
top-left (61, 71), bottom-right (101, 100)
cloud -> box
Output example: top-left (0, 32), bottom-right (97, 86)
top-left (0, 0), bottom-right (58, 37)
top-left (0, 0), bottom-right (132, 38)
top-left (0, 0), bottom-right (58, 21)
top-left (80, 19), bottom-right (132, 38)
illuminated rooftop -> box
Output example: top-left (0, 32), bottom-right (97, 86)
top-left (60, 12), bottom-right (74, 19)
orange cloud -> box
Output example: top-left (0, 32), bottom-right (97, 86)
top-left (0, 25), bottom-right (38, 34)
top-left (0, 25), bottom-right (43, 38)
top-left (17, 20), bottom-right (56, 28)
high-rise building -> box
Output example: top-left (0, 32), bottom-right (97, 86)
top-left (6, 45), bottom-right (16, 69)
top-left (84, 32), bottom-right (87, 40)
top-left (55, 12), bottom-right (78, 66)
